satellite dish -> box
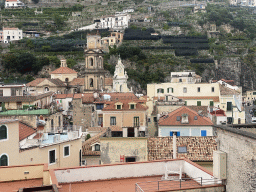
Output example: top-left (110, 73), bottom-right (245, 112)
top-left (233, 95), bottom-right (242, 112)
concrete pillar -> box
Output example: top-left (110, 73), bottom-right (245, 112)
top-left (173, 133), bottom-right (177, 159)
top-left (123, 127), bottom-right (127, 137)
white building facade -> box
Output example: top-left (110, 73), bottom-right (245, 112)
top-left (5, 0), bottom-right (25, 8)
top-left (3, 27), bottom-right (23, 43)
top-left (113, 57), bottom-right (131, 93)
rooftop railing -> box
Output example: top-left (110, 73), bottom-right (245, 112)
top-left (135, 177), bottom-right (222, 192)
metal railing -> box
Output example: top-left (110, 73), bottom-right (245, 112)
top-left (135, 177), bottom-right (222, 192)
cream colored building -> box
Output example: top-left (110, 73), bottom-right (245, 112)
top-left (113, 57), bottom-right (131, 93)
top-left (50, 59), bottom-right (78, 83)
top-left (100, 137), bottom-right (148, 164)
top-left (0, 119), bottom-right (82, 168)
top-left (0, 84), bottom-right (25, 96)
top-left (170, 71), bottom-right (202, 84)
top-left (244, 90), bottom-right (256, 105)
top-left (2, 27), bottom-right (23, 43)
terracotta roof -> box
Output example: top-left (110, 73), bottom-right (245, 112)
top-left (26, 78), bottom-right (66, 87)
top-left (0, 92), bottom-right (53, 103)
top-left (210, 109), bottom-right (226, 116)
top-left (220, 85), bottom-right (240, 96)
top-left (69, 78), bottom-right (85, 86)
top-left (87, 127), bottom-right (106, 132)
top-left (158, 106), bottom-right (213, 126)
top-left (82, 129), bottom-right (107, 156)
top-left (50, 67), bottom-right (77, 74)
top-left (148, 137), bottom-right (217, 161)
top-left (109, 125), bottom-right (122, 132)
top-left (3, 27), bottom-right (18, 29)
top-left (54, 94), bottom-right (74, 99)
top-left (19, 122), bottom-right (36, 141)
top-left (102, 100), bottom-right (148, 111)
top-left (187, 106), bottom-right (208, 117)
top-left (178, 96), bottom-right (219, 102)
top-left (105, 78), bottom-right (113, 86)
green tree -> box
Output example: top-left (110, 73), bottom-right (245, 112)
top-left (26, 39), bottom-right (34, 49)
top-left (47, 56), bottom-right (60, 67)
top-left (17, 53), bottom-right (37, 74)
top-left (26, 75), bottom-right (35, 82)
top-left (67, 58), bottom-right (76, 68)
top-left (53, 14), bottom-right (65, 30)
top-left (2, 53), bottom-right (18, 74)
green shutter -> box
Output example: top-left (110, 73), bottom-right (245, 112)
top-left (227, 102), bottom-right (232, 111)
top-left (162, 89), bottom-right (164, 93)
top-left (167, 88), bottom-right (169, 93)
top-left (157, 89), bottom-right (159, 93)
top-left (0, 125), bottom-right (7, 140)
top-left (210, 101), bottom-right (214, 106)
top-left (197, 101), bottom-right (201, 106)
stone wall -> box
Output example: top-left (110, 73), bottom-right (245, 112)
top-left (214, 126), bottom-right (256, 192)
top-left (72, 98), bottom-right (92, 132)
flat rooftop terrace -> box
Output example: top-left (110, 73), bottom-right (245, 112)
top-left (0, 178), bottom-right (43, 192)
top-left (0, 109), bottom-right (50, 116)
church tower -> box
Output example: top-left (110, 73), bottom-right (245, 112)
top-left (113, 56), bottom-right (131, 92)
top-left (84, 33), bottom-right (107, 92)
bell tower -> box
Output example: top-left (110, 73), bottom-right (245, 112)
top-left (83, 33), bottom-right (106, 92)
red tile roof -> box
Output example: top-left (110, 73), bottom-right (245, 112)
top-left (54, 94), bottom-right (74, 99)
top-left (50, 67), bottom-right (77, 74)
top-left (148, 137), bottom-right (217, 161)
top-left (26, 78), bottom-right (66, 87)
top-left (158, 106), bottom-right (213, 126)
top-left (178, 96), bottom-right (219, 102)
top-left (210, 109), bottom-right (226, 116)
top-left (220, 85), bottom-right (240, 96)
top-left (19, 122), bottom-right (36, 141)
top-left (102, 100), bottom-right (148, 111)
top-left (69, 78), bottom-right (85, 86)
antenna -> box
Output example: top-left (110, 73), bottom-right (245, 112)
top-left (233, 95), bottom-right (242, 112)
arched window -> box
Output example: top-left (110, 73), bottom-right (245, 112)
top-left (90, 78), bottom-right (94, 88)
top-left (0, 154), bottom-right (8, 166)
top-left (65, 78), bottom-right (69, 82)
top-left (120, 85), bottom-right (122, 92)
top-left (90, 58), bottom-right (94, 66)
top-left (100, 78), bottom-right (103, 88)
top-left (0, 125), bottom-right (7, 140)
top-left (45, 87), bottom-right (49, 92)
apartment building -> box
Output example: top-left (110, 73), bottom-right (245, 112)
top-left (0, 119), bottom-right (82, 168)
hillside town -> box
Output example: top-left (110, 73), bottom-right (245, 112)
top-left (0, 0), bottom-right (256, 192)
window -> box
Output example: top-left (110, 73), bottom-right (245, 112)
top-left (153, 117), bottom-right (157, 122)
top-left (0, 125), bottom-right (7, 140)
top-left (134, 117), bottom-right (139, 127)
top-left (49, 150), bottom-right (56, 164)
top-left (98, 116), bottom-right (103, 126)
top-left (253, 92), bottom-right (256, 95)
top-left (197, 101), bottom-right (201, 106)
top-left (64, 145), bottom-right (70, 157)
top-left (148, 117), bottom-right (151, 122)
top-left (110, 117), bottom-right (116, 125)
top-left (116, 105), bottom-right (121, 109)
top-left (0, 154), bottom-right (8, 166)
top-left (167, 88), bottom-right (173, 93)
top-left (178, 146), bottom-right (187, 153)
top-left (45, 87), bottom-right (49, 92)
top-left (179, 79), bottom-right (182, 82)
top-left (176, 116), bottom-right (181, 121)
top-left (157, 88), bottom-right (164, 93)
top-left (201, 130), bottom-right (207, 136)
top-left (227, 102), bottom-right (232, 111)
top-left (126, 157), bottom-right (136, 162)
top-left (185, 101), bottom-right (187, 106)
top-left (65, 78), bottom-right (69, 82)
top-left (197, 87), bottom-right (200, 92)
top-left (212, 87), bottom-right (215, 92)
top-left (227, 117), bottom-right (233, 124)
top-left (90, 58), bottom-right (94, 66)
top-left (89, 78), bottom-right (93, 87)
top-left (0, 90), bottom-right (3, 96)
top-left (210, 101), bottom-right (214, 106)
top-left (130, 104), bottom-right (135, 109)
top-left (194, 116), bottom-right (198, 120)
top-left (170, 131), bottom-right (180, 136)
top-left (183, 87), bottom-right (187, 93)
top-left (96, 104), bottom-right (104, 110)
top-left (95, 144), bottom-right (100, 151)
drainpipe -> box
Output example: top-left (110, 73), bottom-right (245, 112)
top-left (173, 132), bottom-right (177, 159)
